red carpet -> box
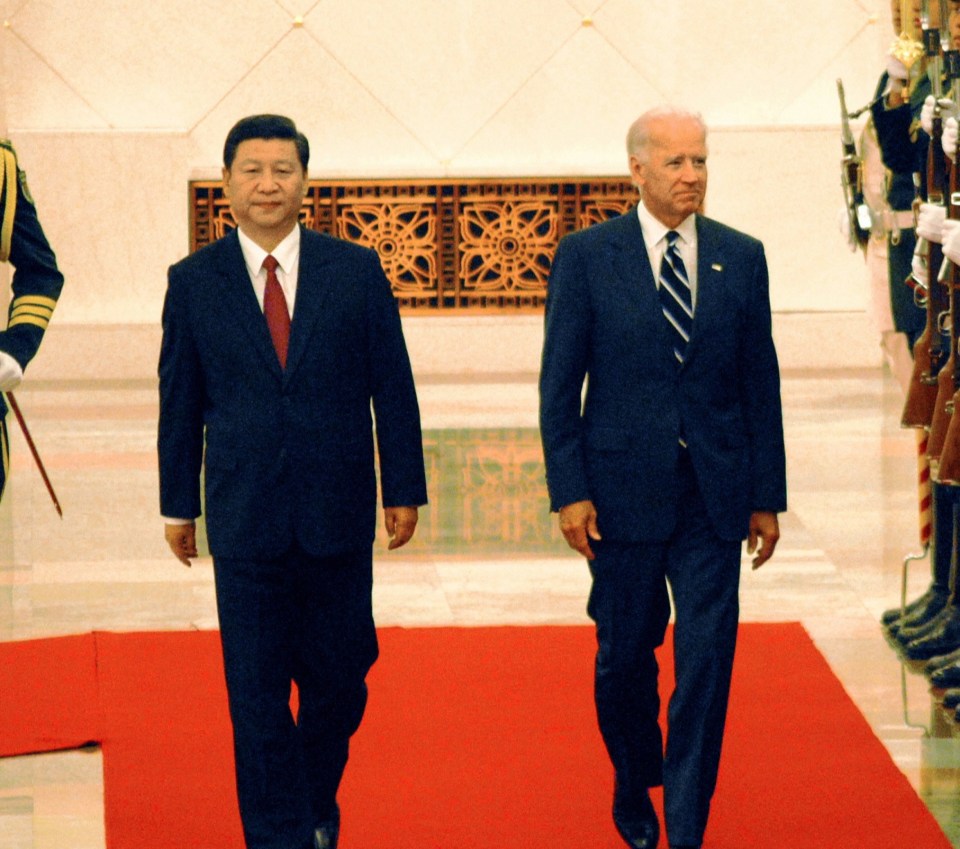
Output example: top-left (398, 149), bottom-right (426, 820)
top-left (0, 623), bottom-right (950, 848)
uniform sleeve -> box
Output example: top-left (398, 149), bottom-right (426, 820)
top-left (0, 146), bottom-right (64, 370)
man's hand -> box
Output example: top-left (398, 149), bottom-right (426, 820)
top-left (385, 506), bottom-right (419, 550)
top-left (558, 499), bottom-right (601, 560)
top-left (944, 219), bottom-right (960, 264)
top-left (945, 115), bottom-right (959, 161)
top-left (747, 511), bottom-right (780, 570)
top-left (165, 522), bottom-right (198, 567)
top-left (921, 95), bottom-right (960, 136)
top-left (917, 202), bottom-right (947, 244)
top-left (0, 351), bottom-right (23, 393)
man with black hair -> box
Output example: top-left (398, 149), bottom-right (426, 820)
top-left (159, 114), bottom-right (427, 849)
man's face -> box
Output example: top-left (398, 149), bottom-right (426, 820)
top-left (223, 138), bottom-right (307, 249)
top-left (629, 117), bottom-right (707, 229)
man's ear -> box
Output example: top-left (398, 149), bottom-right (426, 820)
top-left (628, 155), bottom-right (644, 190)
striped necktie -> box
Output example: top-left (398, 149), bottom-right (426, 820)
top-left (658, 230), bottom-right (693, 363)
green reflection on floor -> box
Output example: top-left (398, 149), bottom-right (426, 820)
top-left (397, 427), bottom-right (568, 556)
top-left (194, 427), bottom-right (569, 559)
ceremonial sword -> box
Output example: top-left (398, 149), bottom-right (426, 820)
top-left (6, 391), bottom-right (62, 517)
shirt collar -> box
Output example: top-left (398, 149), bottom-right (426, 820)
top-left (236, 224), bottom-right (301, 276)
top-left (636, 201), bottom-right (696, 250)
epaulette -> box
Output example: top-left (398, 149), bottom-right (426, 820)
top-left (0, 143), bottom-right (18, 262)
top-left (0, 139), bottom-right (15, 155)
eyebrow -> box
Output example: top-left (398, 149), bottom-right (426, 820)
top-left (235, 158), bottom-right (299, 169)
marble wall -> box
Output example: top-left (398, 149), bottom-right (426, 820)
top-left (0, 0), bottom-right (899, 375)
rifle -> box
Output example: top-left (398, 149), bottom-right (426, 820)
top-left (922, 4), bottom-right (957, 457)
top-left (903, 0), bottom-right (952, 429)
top-left (933, 22), bottom-right (960, 480)
top-left (838, 79), bottom-right (871, 251)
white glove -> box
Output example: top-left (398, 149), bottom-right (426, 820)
top-left (886, 55), bottom-right (909, 82)
top-left (0, 352), bottom-right (23, 392)
top-left (922, 95), bottom-right (936, 135)
top-left (917, 202), bottom-right (947, 243)
top-left (911, 249), bottom-right (929, 289)
top-left (943, 219), bottom-right (960, 265)
top-left (922, 96), bottom-right (959, 136)
top-left (837, 206), bottom-right (851, 245)
top-left (944, 116), bottom-right (959, 159)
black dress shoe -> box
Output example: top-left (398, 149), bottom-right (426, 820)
top-left (930, 661), bottom-right (960, 688)
top-left (925, 645), bottom-right (960, 674)
top-left (883, 585), bottom-right (948, 630)
top-left (895, 602), bottom-right (954, 645)
top-left (903, 612), bottom-right (960, 660)
top-left (313, 805), bottom-right (340, 849)
top-left (613, 786), bottom-right (659, 849)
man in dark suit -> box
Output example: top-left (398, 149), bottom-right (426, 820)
top-left (539, 107), bottom-right (786, 849)
top-left (158, 115), bottom-right (427, 849)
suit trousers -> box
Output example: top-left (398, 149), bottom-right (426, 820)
top-left (587, 448), bottom-right (741, 847)
top-left (213, 543), bottom-right (379, 849)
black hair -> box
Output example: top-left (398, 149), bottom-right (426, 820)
top-left (222, 114), bottom-right (310, 171)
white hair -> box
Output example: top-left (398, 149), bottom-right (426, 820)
top-left (626, 106), bottom-right (707, 162)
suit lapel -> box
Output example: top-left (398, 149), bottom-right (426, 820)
top-left (213, 231), bottom-right (284, 378)
top-left (284, 227), bottom-right (333, 383)
top-left (607, 208), bottom-right (677, 368)
top-left (609, 208), bottom-right (658, 312)
top-left (687, 217), bottom-right (726, 360)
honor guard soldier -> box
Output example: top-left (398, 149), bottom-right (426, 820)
top-left (0, 139), bottom-right (64, 500)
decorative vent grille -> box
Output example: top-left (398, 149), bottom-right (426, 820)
top-left (191, 177), bottom-right (636, 311)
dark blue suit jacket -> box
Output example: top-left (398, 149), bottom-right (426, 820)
top-left (158, 226), bottom-right (427, 559)
top-left (539, 207), bottom-right (786, 543)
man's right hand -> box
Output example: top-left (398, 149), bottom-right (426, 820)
top-left (165, 522), bottom-right (198, 567)
top-left (944, 219), bottom-right (960, 265)
top-left (945, 116), bottom-right (959, 160)
top-left (917, 202), bottom-right (946, 244)
top-left (558, 499), bottom-right (601, 560)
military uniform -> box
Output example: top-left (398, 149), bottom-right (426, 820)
top-left (870, 70), bottom-right (930, 349)
top-left (0, 140), bottom-right (64, 498)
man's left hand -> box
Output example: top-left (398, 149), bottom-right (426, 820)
top-left (384, 505), bottom-right (419, 550)
top-left (0, 351), bottom-right (23, 392)
top-left (747, 511), bottom-right (780, 570)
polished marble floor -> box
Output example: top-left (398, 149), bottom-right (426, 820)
top-left (0, 365), bottom-right (958, 847)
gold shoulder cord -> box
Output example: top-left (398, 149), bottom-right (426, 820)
top-left (0, 146), bottom-right (18, 263)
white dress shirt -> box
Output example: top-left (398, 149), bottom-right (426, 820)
top-left (636, 202), bottom-right (698, 308)
top-left (236, 224), bottom-right (301, 317)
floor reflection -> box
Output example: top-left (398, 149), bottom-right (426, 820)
top-left (1, 369), bottom-right (960, 846)
top-left (415, 427), bottom-right (567, 556)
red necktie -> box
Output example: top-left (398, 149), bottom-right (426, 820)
top-left (262, 255), bottom-right (290, 368)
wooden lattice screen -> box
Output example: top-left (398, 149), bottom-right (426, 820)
top-left (190, 177), bottom-right (637, 311)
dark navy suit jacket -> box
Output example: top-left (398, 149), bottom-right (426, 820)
top-left (539, 207), bottom-right (786, 543)
top-left (158, 226), bottom-right (427, 559)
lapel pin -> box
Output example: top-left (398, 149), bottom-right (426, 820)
top-left (711, 263), bottom-right (723, 272)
